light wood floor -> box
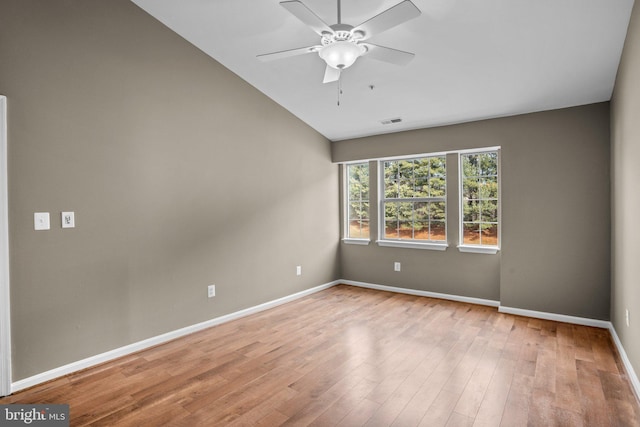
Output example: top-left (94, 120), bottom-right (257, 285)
top-left (2, 285), bottom-right (639, 426)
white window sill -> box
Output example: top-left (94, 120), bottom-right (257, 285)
top-left (376, 240), bottom-right (448, 251)
top-left (342, 238), bottom-right (371, 245)
top-left (457, 245), bottom-right (500, 254)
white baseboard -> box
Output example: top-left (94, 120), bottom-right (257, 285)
top-left (498, 305), bottom-right (611, 329)
top-left (10, 279), bottom-right (640, 407)
top-left (608, 324), bottom-right (640, 403)
top-left (341, 280), bottom-right (500, 307)
top-left (11, 280), bottom-right (340, 393)
top-left (343, 281), bottom-right (639, 402)
top-left (498, 305), bottom-right (639, 403)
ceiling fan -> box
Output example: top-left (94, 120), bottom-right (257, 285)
top-left (257, 0), bottom-right (422, 84)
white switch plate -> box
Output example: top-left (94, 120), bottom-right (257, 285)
top-left (61, 211), bottom-right (75, 228)
top-left (296, 265), bottom-right (302, 276)
top-left (34, 212), bottom-right (50, 230)
top-left (394, 262), bottom-right (401, 272)
top-left (208, 285), bottom-right (216, 298)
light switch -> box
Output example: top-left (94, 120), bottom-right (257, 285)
top-left (34, 212), bottom-right (50, 230)
top-left (61, 212), bottom-right (75, 228)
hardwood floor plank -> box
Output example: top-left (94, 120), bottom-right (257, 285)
top-left (309, 378), bottom-right (379, 426)
top-left (418, 389), bottom-right (462, 427)
top-left (472, 357), bottom-right (516, 426)
top-left (499, 373), bottom-right (533, 426)
top-left (1, 284), bottom-right (637, 426)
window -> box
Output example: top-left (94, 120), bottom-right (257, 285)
top-left (460, 150), bottom-right (500, 250)
top-left (345, 162), bottom-right (370, 240)
top-left (380, 155), bottom-right (446, 247)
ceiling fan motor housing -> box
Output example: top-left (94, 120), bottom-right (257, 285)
top-left (319, 24), bottom-right (367, 69)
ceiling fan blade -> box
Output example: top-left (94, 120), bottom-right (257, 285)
top-left (323, 65), bottom-right (341, 83)
top-left (354, 0), bottom-right (421, 39)
top-left (257, 45), bottom-right (321, 62)
top-left (280, 1), bottom-right (334, 36)
top-left (362, 43), bottom-right (415, 66)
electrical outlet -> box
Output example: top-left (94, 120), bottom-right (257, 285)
top-left (296, 265), bottom-right (302, 276)
top-left (208, 285), bottom-right (215, 298)
top-left (394, 262), bottom-right (401, 272)
top-left (626, 309), bottom-right (630, 327)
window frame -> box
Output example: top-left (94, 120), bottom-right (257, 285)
top-left (343, 162), bottom-right (371, 245)
top-left (376, 153), bottom-right (449, 251)
top-left (458, 147), bottom-right (501, 254)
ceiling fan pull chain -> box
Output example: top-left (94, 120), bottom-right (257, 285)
top-left (337, 74), bottom-right (343, 106)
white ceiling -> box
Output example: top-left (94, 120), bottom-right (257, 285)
top-left (131, 0), bottom-right (634, 141)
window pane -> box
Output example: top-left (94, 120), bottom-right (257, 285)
top-left (430, 156), bottom-right (446, 177)
top-left (346, 163), bottom-right (369, 239)
top-left (348, 164), bottom-right (367, 200)
top-left (430, 176), bottom-right (446, 197)
top-left (414, 221), bottom-right (429, 240)
top-left (479, 152), bottom-right (498, 176)
top-left (460, 151), bottom-right (499, 247)
top-left (414, 175), bottom-right (429, 197)
top-left (481, 201), bottom-right (498, 222)
top-left (414, 202), bottom-right (428, 222)
top-left (414, 158), bottom-right (430, 189)
top-left (480, 224), bottom-right (498, 245)
top-left (462, 155), bottom-right (479, 178)
top-left (398, 160), bottom-right (413, 182)
top-left (463, 223), bottom-right (480, 244)
top-left (430, 221), bottom-right (446, 241)
top-left (463, 200), bottom-right (479, 222)
top-left (380, 154), bottom-right (447, 243)
top-left (463, 178), bottom-right (478, 200)
top-left (479, 177), bottom-right (497, 199)
top-left (398, 221), bottom-right (413, 239)
top-left (430, 202), bottom-right (446, 221)
top-left (385, 202), bottom-right (398, 221)
top-left (361, 202), bottom-right (370, 220)
top-left (385, 221), bottom-right (399, 239)
top-left (348, 202), bottom-right (359, 220)
top-left (398, 202), bottom-right (413, 222)
top-left (349, 220), bottom-right (369, 238)
top-left (384, 161), bottom-right (398, 198)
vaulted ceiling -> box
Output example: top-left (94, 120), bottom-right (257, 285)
top-left (131, 0), bottom-right (634, 141)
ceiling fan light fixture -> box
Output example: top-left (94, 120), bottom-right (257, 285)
top-left (319, 41), bottom-right (364, 70)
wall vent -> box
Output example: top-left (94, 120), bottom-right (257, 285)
top-left (381, 118), bottom-right (402, 125)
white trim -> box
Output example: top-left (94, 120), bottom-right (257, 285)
top-left (335, 147), bottom-right (503, 165)
top-left (343, 162), bottom-right (371, 242)
top-left (458, 148), bottom-right (501, 250)
top-left (376, 240), bottom-right (448, 251)
top-left (0, 96), bottom-right (11, 397)
top-left (608, 324), bottom-right (640, 403)
top-left (11, 280), bottom-right (340, 393)
top-left (342, 279), bottom-right (500, 307)
top-left (342, 238), bottom-right (370, 245)
top-left (498, 305), bottom-right (610, 329)
top-left (377, 155), bottom-right (449, 250)
top-left (457, 245), bottom-right (499, 254)
top-left (9, 277), bottom-right (640, 407)
top-left (498, 305), bottom-right (639, 402)
top-left (456, 146), bottom-right (502, 155)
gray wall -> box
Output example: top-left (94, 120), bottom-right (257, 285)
top-left (0, 0), bottom-right (339, 381)
top-left (611, 0), bottom-right (640, 386)
top-left (334, 103), bottom-right (611, 320)
top-left (0, 0), bottom-right (622, 384)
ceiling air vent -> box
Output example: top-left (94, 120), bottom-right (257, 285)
top-left (381, 118), bottom-right (402, 125)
